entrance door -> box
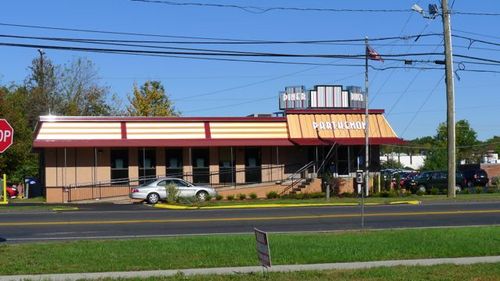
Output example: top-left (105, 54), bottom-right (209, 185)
top-left (245, 148), bottom-right (261, 183)
top-left (192, 148), bottom-right (209, 184)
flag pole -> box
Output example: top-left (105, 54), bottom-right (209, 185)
top-left (362, 37), bottom-right (369, 229)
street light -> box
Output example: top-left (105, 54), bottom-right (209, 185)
top-left (412, 1), bottom-right (456, 198)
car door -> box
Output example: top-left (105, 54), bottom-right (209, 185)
top-left (156, 180), bottom-right (171, 199)
top-left (173, 179), bottom-right (196, 198)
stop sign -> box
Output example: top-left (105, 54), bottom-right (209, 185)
top-left (0, 119), bottom-right (14, 153)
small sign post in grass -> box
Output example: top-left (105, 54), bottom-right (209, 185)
top-left (254, 228), bottom-right (271, 274)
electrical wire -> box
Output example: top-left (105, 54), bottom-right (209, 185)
top-left (130, 0), bottom-right (412, 14)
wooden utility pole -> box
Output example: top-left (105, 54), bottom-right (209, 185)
top-left (441, 0), bottom-right (456, 198)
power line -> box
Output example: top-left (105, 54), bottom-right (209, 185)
top-left (131, 0), bottom-right (411, 14)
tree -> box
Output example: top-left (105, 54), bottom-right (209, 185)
top-left (25, 52), bottom-right (62, 128)
top-left (422, 119), bottom-right (479, 170)
top-left (58, 58), bottom-right (112, 116)
top-left (0, 86), bottom-right (39, 183)
top-left (127, 81), bottom-right (179, 116)
top-left (381, 158), bottom-right (404, 170)
top-left (436, 120), bottom-right (479, 163)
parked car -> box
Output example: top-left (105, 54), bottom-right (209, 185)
top-left (129, 177), bottom-right (218, 204)
top-left (408, 170), bottom-right (466, 194)
top-left (461, 169), bottom-right (489, 187)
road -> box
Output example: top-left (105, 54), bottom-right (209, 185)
top-left (0, 201), bottom-right (499, 243)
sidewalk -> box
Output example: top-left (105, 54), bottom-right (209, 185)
top-left (1, 256), bottom-right (499, 281)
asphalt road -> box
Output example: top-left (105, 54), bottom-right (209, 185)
top-left (0, 201), bottom-right (499, 243)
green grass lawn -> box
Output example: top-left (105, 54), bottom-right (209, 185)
top-left (89, 263), bottom-right (500, 281)
top-left (179, 192), bottom-right (500, 207)
top-left (0, 226), bottom-right (499, 275)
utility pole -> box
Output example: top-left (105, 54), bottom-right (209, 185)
top-left (441, 0), bottom-right (456, 198)
top-left (38, 49), bottom-right (45, 96)
top-left (362, 37), bottom-right (369, 229)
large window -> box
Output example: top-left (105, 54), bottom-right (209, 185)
top-left (111, 149), bottom-right (129, 184)
top-left (192, 148), bottom-right (209, 184)
top-left (219, 147), bottom-right (235, 185)
top-left (166, 148), bottom-right (183, 178)
top-left (337, 146), bottom-right (349, 176)
top-left (245, 148), bottom-right (262, 183)
top-left (139, 148), bottom-right (156, 184)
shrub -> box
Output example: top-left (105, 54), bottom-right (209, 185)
top-left (310, 192), bottom-right (325, 198)
top-left (238, 193), bottom-right (246, 200)
top-left (295, 193), bottom-right (304, 200)
top-left (249, 193), bottom-right (258, 200)
top-left (486, 186), bottom-right (495, 193)
top-left (475, 186), bottom-right (483, 194)
top-left (205, 194), bottom-right (212, 201)
top-left (166, 183), bottom-right (180, 203)
top-left (266, 191), bottom-right (279, 199)
top-left (215, 194), bottom-right (223, 201)
top-left (461, 188), bottom-right (470, 194)
top-left (416, 190), bottom-right (425, 196)
top-left (491, 176), bottom-right (500, 187)
top-left (430, 187), bottom-right (439, 195)
top-left (226, 194), bottom-right (235, 201)
top-left (281, 193), bottom-right (295, 199)
top-left (339, 192), bottom-right (354, 198)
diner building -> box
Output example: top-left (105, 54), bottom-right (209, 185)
top-left (33, 85), bottom-right (403, 203)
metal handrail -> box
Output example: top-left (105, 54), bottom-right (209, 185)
top-left (280, 161), bottom-right (316, 195)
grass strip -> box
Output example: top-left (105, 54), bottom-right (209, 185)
top-left (0, 226), bottom-right (498, 275)
top-left (80, 263), bottom-right (500, 281)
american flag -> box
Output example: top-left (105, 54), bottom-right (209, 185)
top-left (367, 45), bottom-right (384, 62)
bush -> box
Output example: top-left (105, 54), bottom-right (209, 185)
top-left (486, 186), bottom-right (495, 193)
top-left (430, 187), bottom-right (439, 195)
top-left (249, 193), bottom-right (258, 200)
top-left (266, 191), bottom-right (279, 199)
top-left (226, 194), bottom-right (235, 201)
top-left (310, 192), bottom-right (325, 198)
top-left (339, 192), bottom-right (354, 198)
top-left (461, 188), bottom-right (470, 194)
top-left (238, 193), bottom-right (246, 200)
top-left (215, 194), bottom-right (223, 201)
top-left (416, 190), bottom-right (425, 196)
top-left (475, 186), bottom-right (483, 194)
top-left (491, 176), bottom-right (500, 187)
top-left (166, 183), bottom-right (180, 203)
top-left (205, 194), bottom-right (212, 201)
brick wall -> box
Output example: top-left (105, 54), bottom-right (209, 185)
top-left (481, 164), bottom-right (500, 184)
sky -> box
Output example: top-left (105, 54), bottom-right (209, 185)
top-left (0, 0), bottom-right (498, 141)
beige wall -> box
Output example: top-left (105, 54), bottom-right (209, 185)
top-left (235, 147), bottom-right (245, 183)
top-left (209, 147), bottom-right (219, 185)
top-left (128, 148), bottom-right (138, 184)
top-left (183, 148), bottom-right (193, 182)
top-left (156, 148), bottom-right (166, 177)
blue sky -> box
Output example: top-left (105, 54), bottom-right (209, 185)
top-left (0, 0), bottom-right (498, 141)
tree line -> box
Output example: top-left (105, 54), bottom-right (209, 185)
top-left (0, 54), bottom-right (178, 183)
top-left (381, 120), bottom-right (499, 171)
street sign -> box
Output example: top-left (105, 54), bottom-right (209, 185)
top-left (0, 119), bottom-right (14, 153)
top-left (254, 228), bottom-right (272, 268)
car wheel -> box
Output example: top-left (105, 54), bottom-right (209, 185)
top-left (196, 191), bottom-right (209, 202)
top-left (418, 185), bottom-right (426, 193)
top-left (147, 193), bottom-right (160, 204)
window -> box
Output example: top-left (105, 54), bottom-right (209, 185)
top-left (139, 148), bottom-right (156, 184)
top-left (337, 146), bottom-right (349, 176)
top-left (245, 148), bottom-right (262, 183)
top-left (111, 149), bottom-right (129, 184)
top-left (166, 148), bottom-right (183, 178)
top-left (219, 147), bottom-right (235, 185)
top-left (192, 148), bottom-right (209, 184)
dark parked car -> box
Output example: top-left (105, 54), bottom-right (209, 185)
top-left (462, 169), bottom-right (489, 187)
top-left (408, 170), bottom-right (466, 194)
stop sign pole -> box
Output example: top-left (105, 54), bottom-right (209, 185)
top-left (0, 119), bottom-right (14, 154)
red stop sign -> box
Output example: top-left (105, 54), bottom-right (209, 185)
top-left (0, 119), bottom-right (14, 153)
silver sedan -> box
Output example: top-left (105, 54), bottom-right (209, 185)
top-left (129, 177), bottom-right (217, 204)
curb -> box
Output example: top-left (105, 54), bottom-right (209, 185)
top-left (154, 200), bottom-right (421, 210)
top-left (1, 256), bottom-right (498, 281)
